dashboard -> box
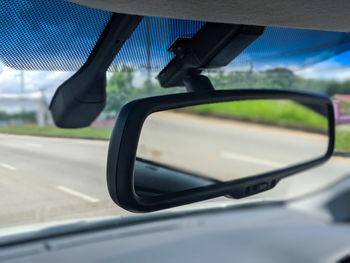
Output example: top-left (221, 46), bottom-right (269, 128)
top-left (0, 176), bottom-right (349, 263)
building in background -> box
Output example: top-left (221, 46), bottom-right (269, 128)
top-left (0, 92), bottom-right (52, 126)
top-left (333, 94), bottom-right (350, 124)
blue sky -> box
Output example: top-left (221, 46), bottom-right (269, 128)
top-left (332, 50), bottom-right (350, 66)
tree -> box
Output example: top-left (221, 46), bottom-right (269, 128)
top-left (263, 68), bottom-right (296, 90)
top-left (104, 67), bottom-right (185, 116)
top-left (105, 68), bottom-right (137, 113)
top-left (326, 81), bottom-right (350, 96)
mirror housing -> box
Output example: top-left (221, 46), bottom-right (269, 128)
top-left (107, 90), bottom-right (335, 212)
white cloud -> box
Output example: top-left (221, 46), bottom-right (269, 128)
top-left (132, 70), bottom-right (147, 87)
top-left (132, 69), bottom-right (158, 87)
top-left (228, 57), bottom-right (350, 82)
top-left (295, 60), bottom-right (350, 81)
top-left (0, 64), bottom-right (73, 101)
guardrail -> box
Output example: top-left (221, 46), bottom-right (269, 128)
top-left (333, 100), bottom-right (350, 124)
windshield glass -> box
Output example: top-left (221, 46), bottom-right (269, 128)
top-left (0, 1), bottom-right (349, 231)
top-left (1, 54), bottom-right (349, 229)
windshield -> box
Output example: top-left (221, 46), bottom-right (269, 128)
top-left (0, 0), bottom-right (349, 231)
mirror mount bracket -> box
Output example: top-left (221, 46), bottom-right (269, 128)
top-left (157, 23), bottom-right (265, 90)
top-left (49, 13), bottom-right (143, 128)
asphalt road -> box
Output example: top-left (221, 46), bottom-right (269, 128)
top-left (0, 114), bottom-right (349, 228)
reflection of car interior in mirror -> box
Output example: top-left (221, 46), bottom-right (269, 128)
top-left (134, 159), bottom-right (219, 196)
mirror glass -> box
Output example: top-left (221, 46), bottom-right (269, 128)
top-left (135, 99), bottom-right (329, 196)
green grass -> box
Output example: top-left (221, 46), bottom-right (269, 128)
top-left (184, 100), bottom-right (350, 152)
top-left (339, 101), bottom-right (350, 115)
top-left (186, 100), bottom-right (328, 132)
top-left (0, 125), bottom-right (112, 140)
top-left (335, 130), bottom-right (350, 152)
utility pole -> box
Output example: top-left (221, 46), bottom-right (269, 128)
top-left (145, 17), bottom-right (152, 96)
top-left (248, 60), bottom-right (254, 73)
top-left (20, 70), bottom-right (25, 122)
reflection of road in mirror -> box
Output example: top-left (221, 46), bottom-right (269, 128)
top-left (137, 109), bottom-right (329, 182)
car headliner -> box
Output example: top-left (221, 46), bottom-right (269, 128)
top-left (68, 0), bottom-right (350, 32)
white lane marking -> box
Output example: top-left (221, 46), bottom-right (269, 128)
top-left (0, 163), bottom-right (16, 171)
top-left (220, 151), bottom-right (284, 168)
top-left (26, 143), bottom-right (43, 148)
top-left (56, 185), bottom-right (100, 203)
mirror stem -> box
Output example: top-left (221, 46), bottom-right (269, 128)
top-left (183, 69), bottom-right (215, 92)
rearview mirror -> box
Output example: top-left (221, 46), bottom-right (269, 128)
top-left (107, 90), bottom-right (334, 212)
